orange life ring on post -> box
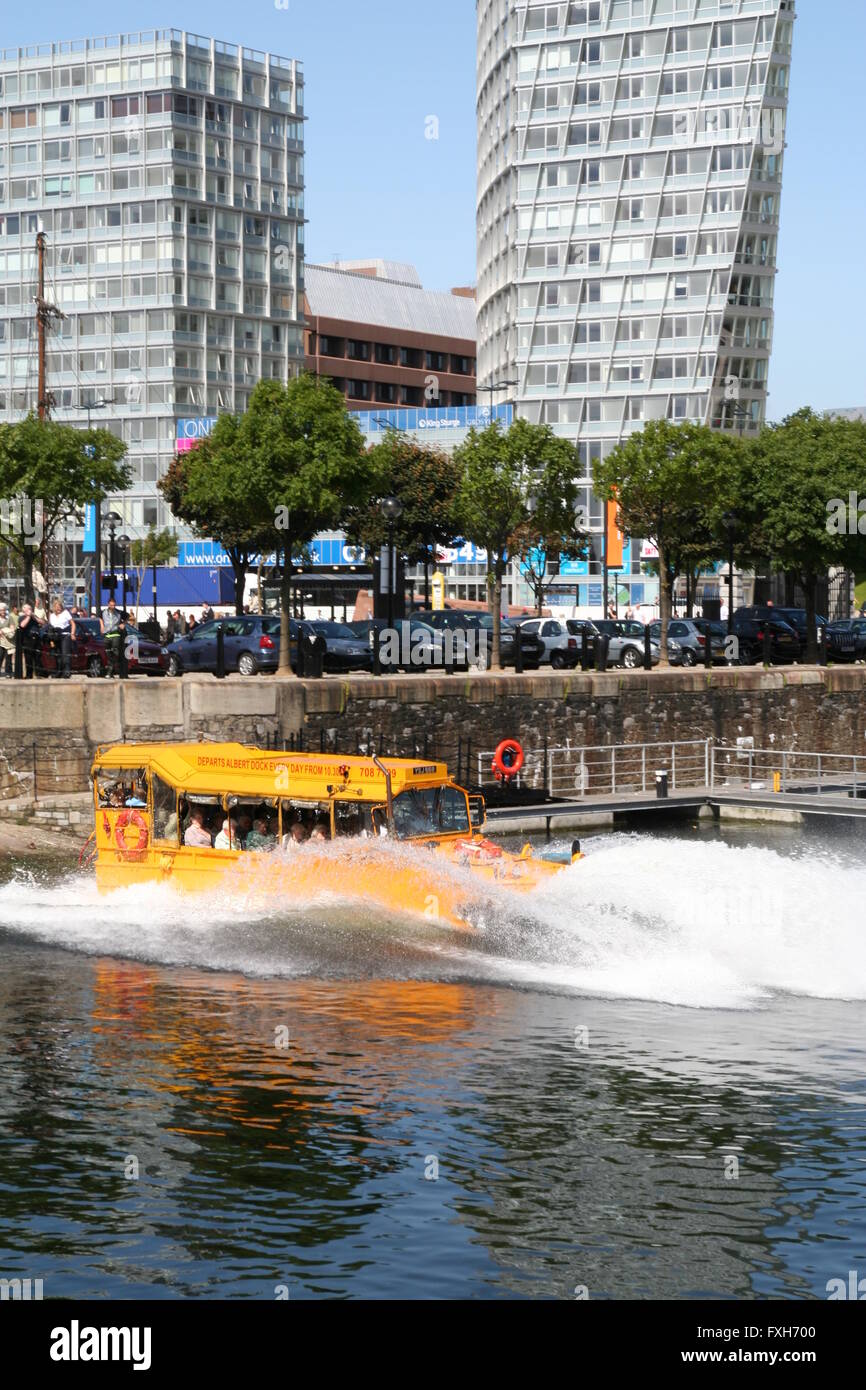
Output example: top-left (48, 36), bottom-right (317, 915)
top-left (114, 808), bottom-right (149, 861)
top-left (492, 739), bottom-right (524, 782)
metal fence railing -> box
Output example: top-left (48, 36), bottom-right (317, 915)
top-left (712, 745), bottom-right (866, 798)
top-left (477, 740), bottom-right (712, 800)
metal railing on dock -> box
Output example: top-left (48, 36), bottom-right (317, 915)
top-left (478, 739), bottom-right (711, 800)
top-left (713, 745), bottom-right (866, 799)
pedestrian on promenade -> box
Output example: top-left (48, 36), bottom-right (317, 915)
top-left (101, 596), bottom-right (124, 677)
top-left (17, 603), bottom-right (41, 679)
top-left (0, 603), bottom-right (15, 677)
top-left (201, 602), bottom-right (214, 625)
top-left (49, 598), bottom-right (73, 679)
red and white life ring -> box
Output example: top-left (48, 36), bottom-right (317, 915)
top-left (114, 808), bottom-right (149, 861)
top-left (492, 739), bottom-right (525, 782)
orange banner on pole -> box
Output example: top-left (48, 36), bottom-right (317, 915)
top-left (606, 498), bottom-right (624, 570)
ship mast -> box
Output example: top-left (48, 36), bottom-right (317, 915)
top-left (35, 228), bottom-right (65, 420)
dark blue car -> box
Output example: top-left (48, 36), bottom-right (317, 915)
top-left (165, 615), bottom-right (290, 676)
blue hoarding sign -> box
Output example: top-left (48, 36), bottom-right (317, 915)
top-left (351, 404), bottom-right (513, 435)
top-left (176, 417), bottom-right (217, 442)
top-left (82, 503), bottom-right (97, 555)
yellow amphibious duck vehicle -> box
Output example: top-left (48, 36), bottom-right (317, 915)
top-left (84, 742), bottom-right (581, 930)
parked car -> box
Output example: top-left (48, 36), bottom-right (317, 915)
top-left (649, 618), bottom-right (727, 666)
top-left (516, 617), bottom-right (580, 669)
top-left (730, 615), bottom-right (801, 665)
top-left (302, 620), bottom-right (373, 673)
top-left (123, 623), bottom-right (169, 676)
top-left (594, 619), bottom-right (684, 668)
top-left (36, 616), bottom-right (106, 678)
top-left (415, 610), bottom-right (543, 669)
top-left (564, 618), bottom-right (602, 663)
top-left (733, 606), bottom-right (838, 660)
top-left (348, 617), bottom-right (445, 670)
top-left (165, 615), bottom-right (292, 676)
top-left (825, 618), bottom-right (866, 662)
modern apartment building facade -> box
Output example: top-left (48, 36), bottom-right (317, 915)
top-left (477, 0), bottom-right (794, 609)
top-left (0, 29), bottom-right (305, 555)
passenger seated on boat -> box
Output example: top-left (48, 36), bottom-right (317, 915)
top-left (214, 816), bottom-right (239, 850)
top-left (184, 808), bottom-right (213, 848)
top-left (310, 818), bottom-right (329, 842)
top-left (108, 785), bottom-right (125, 807)
top-left (236, 812), bottom-right (253, 842)
top-left (244, 817), bottom-right (276, 852)
top-left (281, 820), bottom-right (309, 850)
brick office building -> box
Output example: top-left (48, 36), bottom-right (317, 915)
top-left (304, 260), bottom-right (476, 409)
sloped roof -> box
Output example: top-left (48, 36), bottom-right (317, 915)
top-left (304, 263), bottom-right (477, 343)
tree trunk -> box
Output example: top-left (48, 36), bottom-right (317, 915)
top-left (229, 552), bottom-right (246, 617)
top-left (490, 564), bottom-right (503, 671)
top-left (803, 572), bottom-right (818, 664)
top-left (278, 545), bottom-right (295, 677)
top-left (657, 543), bottom-right (672, 669)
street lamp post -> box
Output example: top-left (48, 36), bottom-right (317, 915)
top-left (722, 511), bottom-right (738, 642)
top-left (118, 534), bottom-right (131, 618)
top-left (84, 398), bottom-right (112, 615)
top-left (100, 511), bottom-right (122, 609)
top-left (379, 496), bottom-right (404, 629)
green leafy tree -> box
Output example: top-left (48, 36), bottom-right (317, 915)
top-left (237, 375), bottom-right (373, 673)
top-left (751, 408), bottom-right (858, 660)
top-left (594, 420), bottom-right (741, 664)
top-left (343, 431), bottom-right (463, 599)
top-left (0, 414), bottom-right (129, 605)
top-left (128, 527), bottom-right (178, 621)
top-left (453, 418), bottom-right (581, 668)
top-left (159, 415), bottom-right (273, 615)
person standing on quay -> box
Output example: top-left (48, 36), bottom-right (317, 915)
top-left (0, 603), bottom-right (16, 677)
top-left (101, 596), bottom-right (124, 678)
top-left (17, 603), bottom-right (40, 679)
top-left (49, 599), bottom-right (74, 679)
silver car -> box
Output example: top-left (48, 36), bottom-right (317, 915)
top-left (591, 619), bottom-right (684, 668)
top-left (517, 617), bottom-right (579, 669)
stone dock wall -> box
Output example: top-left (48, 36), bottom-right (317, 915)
top-left (0, 667), bottom-right (864, 813)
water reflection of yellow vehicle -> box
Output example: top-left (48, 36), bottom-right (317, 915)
top-left (87, 742), bottom-right (581, 929)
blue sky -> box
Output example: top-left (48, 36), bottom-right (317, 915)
top-left (7, 1), bottom-right (864, 419)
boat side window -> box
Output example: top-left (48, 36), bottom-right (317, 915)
top-left (95, 768), bottom-right (148, 808)
top-left (152, 773), bottom-right (178, 843)
top-left (333, 800), bottom-right (373, 839)
top-left (279, 799), bottom-right (332, 847)
top-left (181, 795), bottom-right (222, 847)
top-left (226, 795), bottom-right (279, 850)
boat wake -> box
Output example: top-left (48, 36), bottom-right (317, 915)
top-left (0, 835), bottom-right (864, 1009)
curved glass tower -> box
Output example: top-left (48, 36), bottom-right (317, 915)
top-left (477, 0), bottom-right (794, 537)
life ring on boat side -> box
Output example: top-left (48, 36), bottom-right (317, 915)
top-left (114, 808), bottom-right (149, 861)
top-left (492, 739), bottom-right (524, 782)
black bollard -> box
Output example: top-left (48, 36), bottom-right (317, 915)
top-left (816, 627), bottom-right (827, 667)
top-left (595, 632), bottom-right (609, 673)
top-left (703, 629), bottom-right (713, 669)
top-left (644, 625), bottom-right (653, 671)
top-left (762, 625), bottom-right (772, 665)
top-left (13, 626), bottom-right (23, 680)
top-left (371, 625), bottom-right (381, 676)
top-left (514, 629), bottom-right (523, 673)
top-left (119, 620), bottom-right (128, 680)
top-left (215, 623), bottom-right (226, 679)
top-left (656, 769), bottom-right (669, 800)
top-left (581, 630), bottom-right (590, 671)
